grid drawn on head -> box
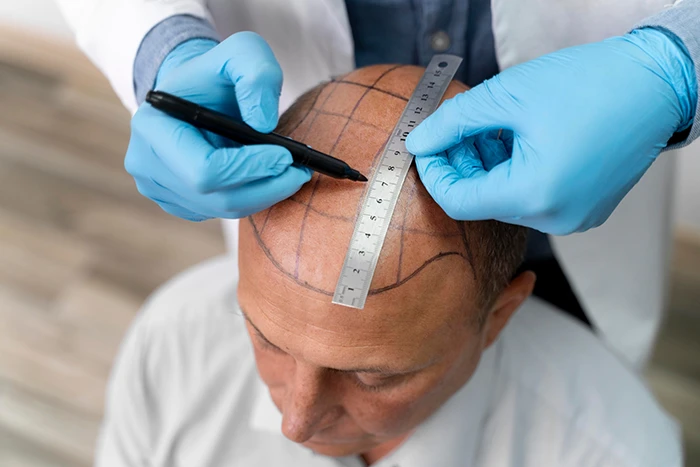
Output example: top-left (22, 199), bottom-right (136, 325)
top-left (397, 183), bottom-right (418, 282)
top-left (249, 65), bottom-right (474, 295)
top-left (283, 79), bottom-right (412, 140)
top-left (274, 195), bottom-right (468, 238)
top-left (292, 64), bottom-right (406, 279)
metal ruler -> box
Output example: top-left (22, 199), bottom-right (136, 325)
top-left (332, 55), bottom-right (463, 309)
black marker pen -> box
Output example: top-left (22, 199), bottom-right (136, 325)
top-left (146, 90), bottom-right (368, 182)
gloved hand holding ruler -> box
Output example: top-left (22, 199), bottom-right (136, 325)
top-left (333, 55), bottom-right (463, 309)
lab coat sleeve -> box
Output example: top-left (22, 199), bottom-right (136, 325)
top-left (635, 0), bottom-right (700, 149)
top-left (94, 314), bottom-right (157, 467)
top-left (133, 15), bottom-right (220, 107)
top-left (53, 0), bottom-right (215, 114)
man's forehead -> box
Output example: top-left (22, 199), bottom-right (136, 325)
top-left (237, 238), bottom-right (476, 369)
top-left (239, 305), bottom-right (439, 375)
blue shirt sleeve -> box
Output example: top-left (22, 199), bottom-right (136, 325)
top-left (635, 0), bottom-right (700, 149)
top-left (133, 15), bottom-right (220, 106)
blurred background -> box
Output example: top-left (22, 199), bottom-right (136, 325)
top-left (0, 2), bottom-right (698, 466)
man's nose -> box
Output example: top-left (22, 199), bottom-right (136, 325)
top-left (281, 362), bottom-right (342, 443)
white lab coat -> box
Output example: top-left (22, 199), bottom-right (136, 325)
top-left (55, 0), bottom-right (679, 369)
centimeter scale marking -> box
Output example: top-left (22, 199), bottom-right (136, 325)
top-left (332, 55), bottom-right (463, 309)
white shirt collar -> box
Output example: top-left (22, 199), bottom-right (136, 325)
top-left (248, 345), bottom-right (498, 467)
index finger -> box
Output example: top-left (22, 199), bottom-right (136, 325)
top-left (415, 152), bottom-right (524, 221)
top-left (133, 105), bottom-right (291, 191)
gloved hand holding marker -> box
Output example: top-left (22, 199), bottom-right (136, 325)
top-left (406, 28), bottom-right (698, 235)
top-left (145, 91), bottom-right (367, 181)
top-left (125, 32), bottom-right (312, 222)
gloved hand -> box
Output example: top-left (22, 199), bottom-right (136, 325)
top-left (406, 28), bottom-right (697, 234)
top-left (125, 32), bottom-right (312, 221)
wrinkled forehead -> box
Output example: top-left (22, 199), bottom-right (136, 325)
top-left (243, 65), bottom-right (474, 314)
top-left (237, 230), bottom-right (474, 364)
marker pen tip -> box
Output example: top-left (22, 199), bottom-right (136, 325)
top-left (347, 169), bottom-right (368, 182)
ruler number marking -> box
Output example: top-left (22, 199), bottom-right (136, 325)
top-left (332, 55), bottom-right (462, 309)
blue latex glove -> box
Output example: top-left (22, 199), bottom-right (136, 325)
top-left (406, 28), bottom-right (697, 234)
top-left (125, 33), bottom-right (312, 221)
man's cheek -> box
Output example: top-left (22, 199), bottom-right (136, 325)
top-left (343, 388), bottom-right (427, 436)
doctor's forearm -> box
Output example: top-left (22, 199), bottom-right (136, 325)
top-left (636, 0), bottom-right (700, 149)
top-left (133, 15), bottom-right (220, 105)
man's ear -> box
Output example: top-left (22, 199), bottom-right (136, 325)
top-left (481, 271), bottom-right (536, 349)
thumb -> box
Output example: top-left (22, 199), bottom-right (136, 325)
top-left (217, 32), bottom-right (283, 133)
top-left (406, 78), bottom-right (514, 157)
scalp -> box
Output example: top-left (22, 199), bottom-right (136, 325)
top-left (245, 65), bottom-right (476, 297)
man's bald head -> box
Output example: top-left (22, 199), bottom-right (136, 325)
top-left (244, 65), bottom-right (526, 319)
top-left (236, 65), bottom-right (534, 461)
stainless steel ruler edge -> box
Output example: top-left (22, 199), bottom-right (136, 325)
top-left (332, 55), bottom-right (463, 309)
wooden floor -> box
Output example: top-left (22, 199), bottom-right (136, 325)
top-left (0, 30), bottom-right (226, 467)
top-left (0, 30), bottom-right (699, 466)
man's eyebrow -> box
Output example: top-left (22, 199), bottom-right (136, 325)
top-left (239, 307), bottom-right (284, 351)
top-left (238, 307), bottom-right (420, 376)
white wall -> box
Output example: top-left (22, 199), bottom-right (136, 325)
top-left (0, 0), bottom-right (71, 39)
top-left (676, 144), bottom-right (700, 231)
top-left (1, 2), bottom-right (699, 231)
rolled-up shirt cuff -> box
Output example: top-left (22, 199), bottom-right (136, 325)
top-left (133, 14), bottom-right (221, 106)
top-left (634, 0), bottom-right (700, 149)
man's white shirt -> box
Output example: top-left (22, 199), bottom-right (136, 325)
top-left (95, 255), bottom-right (682, 467)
